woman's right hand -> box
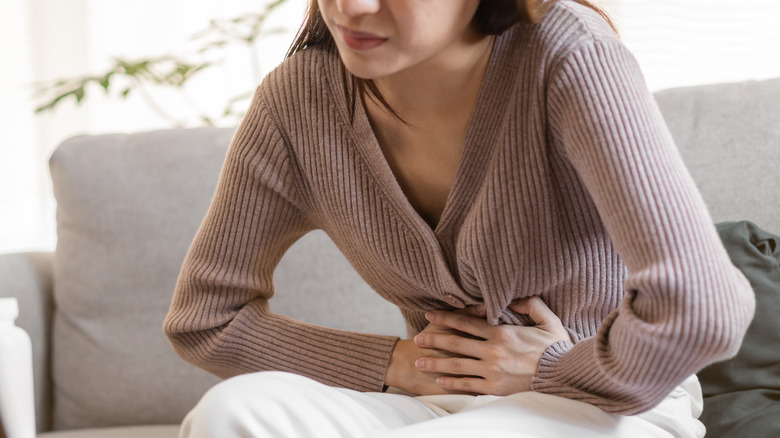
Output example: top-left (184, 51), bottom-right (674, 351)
top-left (384, 305), bottom-right (485, 395)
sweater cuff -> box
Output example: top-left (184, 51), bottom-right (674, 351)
top-left (530, 338), bottom-right (575, 392)
top-left (255, 311), bottom-right (401, 393)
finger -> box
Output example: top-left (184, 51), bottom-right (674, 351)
top-left (459, 303), bottom-right (486, 318)
top-left (425, 310), bottom-right (491, 339)
top-left (415, 356), bottom-right (484, 377)
top-left (508, 296), bottom-right (561, 328)
top-left (414, 332), bottom-right (488, 357)
top-left (436, 375), bottom-right (489, 395)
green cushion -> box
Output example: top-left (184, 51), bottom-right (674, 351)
top-left (697, 221), bottom-right (780, 436)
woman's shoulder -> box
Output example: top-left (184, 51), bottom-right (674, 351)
top-left (258, 42), bottom-right (340, 96)
top-left (255, 42), bottom-right (342, 117)
top-left (491, 0), bottom-right (628, 85)
top-left (527, 0), bottom-right (622, 58)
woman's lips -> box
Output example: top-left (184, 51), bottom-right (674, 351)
top-left (337, 25), bottom-right (387, 50)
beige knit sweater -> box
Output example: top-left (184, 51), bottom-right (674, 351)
top-left (164, 0), bottom-right (755, 414)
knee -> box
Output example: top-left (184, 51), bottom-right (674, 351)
top-left (181, 372), bottom-right (312, 438)
top-left (194, 372), bottom-right (263, 413)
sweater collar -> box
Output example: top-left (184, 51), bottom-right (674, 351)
top-left (324, 24), bottom-right (523, 236)
top-left (323, 24), bottom-right (528, 322)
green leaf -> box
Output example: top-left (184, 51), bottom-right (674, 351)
top-left (32, 0), bottom-right (291, 126)
top-left (98, 72), bottom-right (112, 91)
top-left (34, 85), bottom-right (87, 113)
top-left (34, 93), bottom-right (68, 113)
top-left (74, 86), bottom-right (85, 103)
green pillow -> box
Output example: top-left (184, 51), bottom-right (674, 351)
top-left (696, 221), bottom-right (780, 437)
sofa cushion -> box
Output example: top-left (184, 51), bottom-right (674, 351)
top-left (653, 77), bottom-right (780, 234)
top-left (270, 229), bottom-right (407, 336)
top-left (696, 221), bottom-right (780, 437)
top-left (49, 129), bottom-right (229, 429)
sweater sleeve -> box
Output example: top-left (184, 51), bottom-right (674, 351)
top-left (163, 86), bottom-right (399, 392)
top-left (536, 38), bottom-right (756, 414)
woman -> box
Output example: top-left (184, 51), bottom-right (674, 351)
top-left (164, 0), bottom-right (755, 436)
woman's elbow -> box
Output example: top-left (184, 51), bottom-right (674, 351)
top-left (689, 269), bottom-right (756, 363)
top-left (163, 307), bottom-right (219, 369)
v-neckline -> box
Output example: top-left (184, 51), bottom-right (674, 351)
top-left (325, 25), bottom-right (520, 245)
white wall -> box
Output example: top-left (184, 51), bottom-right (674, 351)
top-left (0, 0), bottom-right (307, 253)
top-left (1, 0), bottom-right (779, 254)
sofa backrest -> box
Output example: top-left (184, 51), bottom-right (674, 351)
top-left (653, 77), bottom-right (780, 234)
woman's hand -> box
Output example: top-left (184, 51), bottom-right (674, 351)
top-left (385, 306), bottom-right (484, 396)
top-left (412, 296), bottom-right (570, 396)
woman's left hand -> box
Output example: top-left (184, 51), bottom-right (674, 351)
top-left (413, 296), bottom-right (571, 396)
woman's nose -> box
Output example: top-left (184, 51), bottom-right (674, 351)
top-left (335, 0), bottom-right (381, 17)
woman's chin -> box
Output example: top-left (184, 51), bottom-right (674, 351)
top-left (341, 62), bottom-right (385, 80)
top-left (337, 53), bottom-right (398, 80)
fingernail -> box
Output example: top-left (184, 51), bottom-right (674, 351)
top-left (415, 359), bottom-right (425, 369)
top-left (437, 377), bottom-right (446, 385)
top-left (414, 334), bottom-right (424, 345)
top-left (425, 311), bottom-right (434, 321)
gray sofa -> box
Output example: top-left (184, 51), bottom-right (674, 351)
top-left (1, 77), bottom-right (778, 437)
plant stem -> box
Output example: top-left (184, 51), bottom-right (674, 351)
top-left (132, 78), bottom-right (184, 127)
top-left (179, 89), bottom-right (214, 126)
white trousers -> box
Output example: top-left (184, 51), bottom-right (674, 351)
top-left (180, 371), bottom-right (705, 438)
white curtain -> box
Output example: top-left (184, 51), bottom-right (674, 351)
top-left (1, 0), bottom-right (50, 253)
top-left (601, 0), bottom-right (780, 91)
top-left (1, 0), bottom-right (779, 254)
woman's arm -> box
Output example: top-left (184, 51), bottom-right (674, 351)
top-left (163, 86), bottom-right (399, 392)
top-left (534, 37), bottom-right (755, 414)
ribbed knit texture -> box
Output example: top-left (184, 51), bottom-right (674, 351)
top-left (164, 0), bottom-right (755, 413)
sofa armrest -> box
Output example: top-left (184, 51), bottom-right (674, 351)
top-left (0, 252), bottom-right (54, 433)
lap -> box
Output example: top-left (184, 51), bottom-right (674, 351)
top-left (381, 392), bottom-right (680, 438)
top-left (181, 372), bottom-right (704, 438)
top-left (179, 372), bottom-right (440, 438)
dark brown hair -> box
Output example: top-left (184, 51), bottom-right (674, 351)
top-left (285, 0), bottom-right (618, 120)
